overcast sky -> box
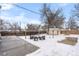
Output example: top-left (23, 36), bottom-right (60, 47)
top-left (0, 3), bottom-right (76, 28)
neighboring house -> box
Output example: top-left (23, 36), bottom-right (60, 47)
top-left (48, 28), bottom-right (65, 35)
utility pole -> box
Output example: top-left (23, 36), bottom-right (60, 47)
top-left (25, 25), bottom-right (26, 39)
top-left (0, 5), bottom-right (2, 52)
top-left (0, 5), bottom-right (1, 9)
top-left (0, 5), bottom-right (2, 37)
top-left (20, 21), bottom-right (21, 31)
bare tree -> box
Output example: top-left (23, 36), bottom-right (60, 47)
top-left (41, 4), bottom-right (65, 34)
top-left (0, 19), bottom-right (3, 30)
top-left (27, 24), bottom-right (40, 31)
top-left (0, 18), bottom-right (6, 30)
top-left (73, 4), bottom-right (79, 17)
top-left (9, 22), bottom-right (21, 32)
top-left (67, 17), bottom-right (77, 30)
top-left (70, 4), bottom-right (79, 29)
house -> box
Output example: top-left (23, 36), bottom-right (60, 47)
top-left (48, 28), bottom-right (65, 35)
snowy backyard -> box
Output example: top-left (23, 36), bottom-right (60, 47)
top-left (1, 3), bottom-right (79, 56)
top-left (19, 34), bottom-right (79, 56)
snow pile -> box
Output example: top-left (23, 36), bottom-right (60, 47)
top-left (19, 34), bottom-right (79, 56)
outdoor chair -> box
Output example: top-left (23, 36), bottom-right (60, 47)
top-left (38, 36), bottom-right (45, 40)
top-left (34, 37), bottom-right (38, 41)
top-left (39, 37), bottom-right (42, 40)
top-left (42, 36), bottom-right (45, 40)
top-left (30, 36), bottom-right (34, 39)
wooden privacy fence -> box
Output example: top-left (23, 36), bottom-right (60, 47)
top-left (0, 30), bottom-right (46, 36)
top-left (0, 29), bottom-right (79, 36)
top-left (60, 29), bottom-right (79, 35)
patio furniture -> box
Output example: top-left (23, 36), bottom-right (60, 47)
top-left (39, 36), bottom-right (42, 40)
top-left (34, 37), bottom-right (38, 41)
top-left (30, 35), bottom-right (45, 41)
top-left (42, 36), bottom-right (45, 40)
top-left (30, 36), bottom-right (34, 39)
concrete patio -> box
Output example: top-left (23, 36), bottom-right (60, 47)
top-left (0, 36), bottom-right (39, 56)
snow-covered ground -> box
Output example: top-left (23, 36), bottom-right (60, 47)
top-left (19, 34), bottom-right (79, 56)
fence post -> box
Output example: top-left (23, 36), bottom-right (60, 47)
top-left (25, 26), bottom-right (26, 39)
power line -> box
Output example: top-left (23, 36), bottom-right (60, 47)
top-left (12, 4), bottom-right (41, 15)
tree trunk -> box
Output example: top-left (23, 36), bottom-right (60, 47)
top-left (48, 24), bottom-right (49, 35)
